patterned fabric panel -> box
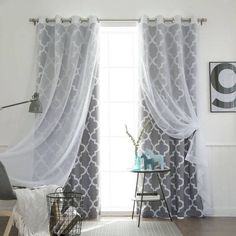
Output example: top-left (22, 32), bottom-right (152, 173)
top-left (29, 19), bottom-right (99, 186)
top-left (65, 80), bottom-right (99, 219)
top-left (140, 19), bottom-right (199, 140)
top-left (139, 100), bottom-right (203, 218)
top-left (139, 18), bottom-right (203, 218)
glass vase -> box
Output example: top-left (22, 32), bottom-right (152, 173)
top-left (133, 155), bottom-right (141, 170)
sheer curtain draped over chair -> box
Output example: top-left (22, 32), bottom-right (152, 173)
top-left (139, 16), bottom-right (208, 214)
top-left (0, 16), bottom-right (99, 188)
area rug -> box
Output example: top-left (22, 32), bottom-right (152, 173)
top-left (82, 220), bottom-right (183, 236)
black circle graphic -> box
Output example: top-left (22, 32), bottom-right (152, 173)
top-left (210, 63), bottom-right (236, 94)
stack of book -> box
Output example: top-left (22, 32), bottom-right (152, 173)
top-left (49, 202), bottom-right (82, 236)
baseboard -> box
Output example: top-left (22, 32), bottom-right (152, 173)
top-left (101, 209), bottom-right (236, 217)
top-left (205, 207), bottom-right (236, 217)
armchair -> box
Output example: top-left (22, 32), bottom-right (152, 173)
top-left (0, 161), bottom-right (17, 236)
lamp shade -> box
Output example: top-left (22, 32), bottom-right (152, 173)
top-left (29, 92), bottom-right (43, 113)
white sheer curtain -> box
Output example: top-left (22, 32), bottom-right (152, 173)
top-left (139, 16), bottom-right (208, 212)
top-left (0, 16), bottom-right (99, 188)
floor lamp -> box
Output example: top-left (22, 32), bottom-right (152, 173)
top-left (0, 92), bottom-right (43, 113)
top-left (0, 93), bottom-right (42, 235)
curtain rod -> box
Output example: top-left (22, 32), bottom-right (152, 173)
top-left (29, 17), bottom-right (207, 26)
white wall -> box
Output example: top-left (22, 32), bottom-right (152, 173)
top-left (0, 0), bottom-right (236, 216)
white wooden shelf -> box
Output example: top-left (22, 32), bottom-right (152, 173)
top-left (132, 195), bottom-right (161, 201)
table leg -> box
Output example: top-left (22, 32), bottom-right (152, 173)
top-left (156, 173), bottom-right (173, 221)
top-left (138, 173), bottom-right (145, 227)
top-left (132, 173), bottom-right (139, 219)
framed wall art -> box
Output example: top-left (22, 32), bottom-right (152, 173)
top-left (209, 61), bottom-right (236, 112)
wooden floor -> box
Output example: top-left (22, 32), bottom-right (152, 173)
top-left (1, 216), bottom-right (236, 235)
top-left (0, 217), bottom-right (17, 236)
top-left (175, 217), bottom-right (236, 236)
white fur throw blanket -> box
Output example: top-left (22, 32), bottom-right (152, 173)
top-left (13, 185), bottom-right (59, 236)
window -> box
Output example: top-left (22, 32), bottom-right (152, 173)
top-left (99, 26), bottom-right (139, 213)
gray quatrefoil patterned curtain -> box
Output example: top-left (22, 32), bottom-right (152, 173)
top-left (0, 16), bottom-right (100, 189)
top-left (65, 79), bottom-right (99, 219)
top-left (138, 16), bottom-right (205, 218)
top-left (139, 106), bottom-right (204, 218)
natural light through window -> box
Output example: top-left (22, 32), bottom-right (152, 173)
top-left (99, 26), bottom-right (139, 213)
